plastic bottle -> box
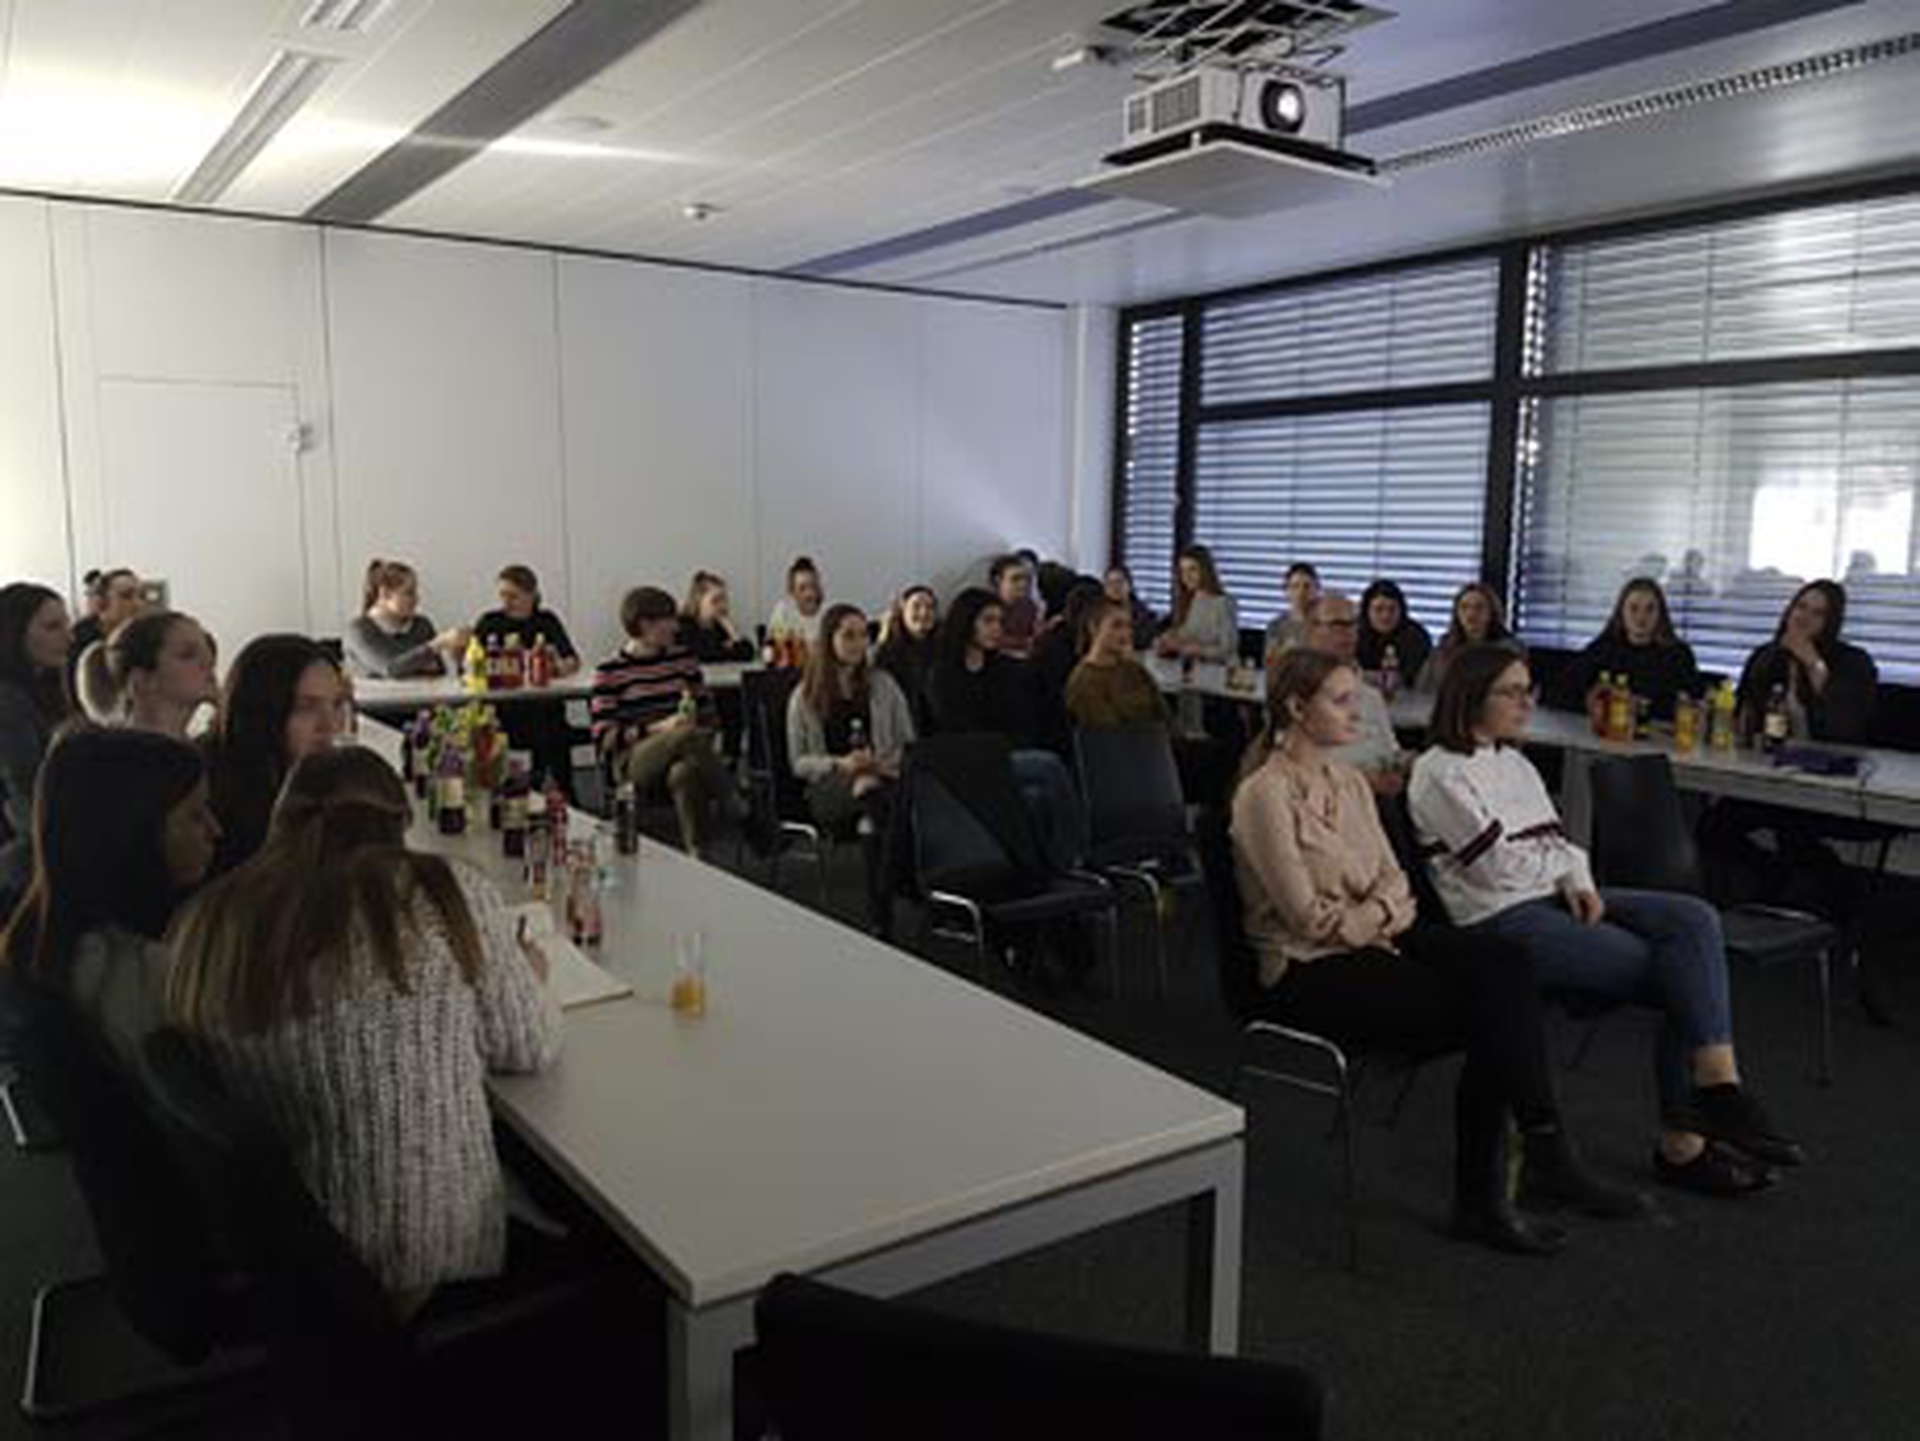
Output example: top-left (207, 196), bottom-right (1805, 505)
top-left (848, 717), bottom-right (868, 755)
top-left (1673, 694), bottom-right (1700, 753)
top-left (1605, 674), bottom-right (1633, 743)
top-left (1709, 680), bottom-right (1737, 752)
top-left (502, 634), bottom-right (525, 690)
top-left (677, 680), bottom-right (699, 725)
top-left (524, 797), bottom-right (552, 900)
top-left (527, 636), bottom-right (553, 689)
top-left (1589, 673), bottom-right (1614, 738)
top-left (566, 847), bottom-right (604, 949)
top-left (500, 759), bottom-right (530, 860)
top-left (614, 781), bottom-right (640, 856)
top-left (545, 780), bottom-right (569, 858)
top-left (463, 635), bottom-right (488, 695)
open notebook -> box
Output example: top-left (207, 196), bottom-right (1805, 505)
top-left (509, 902), bottom-right (634, 1011)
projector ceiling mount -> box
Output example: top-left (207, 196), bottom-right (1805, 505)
top-left (1099, 0), bottom-right (1393, 84)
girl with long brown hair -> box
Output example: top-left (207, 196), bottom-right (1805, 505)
top-left (788, 603), bottom-right (915, 934)
top-left (1155, 544), bottom-right (1239, 663)
top-left (167, 746), bottom-right (559, 1311)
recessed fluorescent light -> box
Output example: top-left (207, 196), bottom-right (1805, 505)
top-left (301, 0), bottom-right (394, 34)
top-left (173, 49), bottom-right (340, 204)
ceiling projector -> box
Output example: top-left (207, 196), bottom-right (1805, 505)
top-left (1079, 62), bottom-right (1381, 216)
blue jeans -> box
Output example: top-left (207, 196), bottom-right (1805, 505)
top-left (1010, 749), bottom-right (1085, 873)
top-left (1475, 889), bottom-right (1733, 1120)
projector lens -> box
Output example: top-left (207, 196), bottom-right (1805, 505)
top-left (1260, 80), bottom-right (1307, 134)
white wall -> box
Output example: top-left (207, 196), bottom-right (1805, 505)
top-left (4, 196), bottom-right (1079, 663)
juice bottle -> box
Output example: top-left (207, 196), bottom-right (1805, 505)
top-left (463, 635), bottom-right (488, 694)
top-left (502, 634), bottom-right (525, 690)
top-left (1605, 674), bottom-right (1633, 743)
top-left (1589, 673), bottom-right (1613, 738)
top-left (500, 759), bottom-right (530, 859)
top-left (436, 752), bottom-right (467, 836)
top-left (1673, 695), bottom-right (1700, 753)
top-left (1709, 679), bottom-right (1737, 752)
top-left (1379, 645), bottom-right (1401, 702)
top-left (1762, 683), bottom-right (1791, 754)
top-left (528, 636), bottom-right (553, 689)
top-left (566, 848), bottom-right (604, 949)
top-left (613, 781), bottom-right (640, 856)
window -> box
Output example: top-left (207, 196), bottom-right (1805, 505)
top-left (1516, 188), bottom-right (1920, 683)
top-left (1514, 380), bottom-right (1920, 678)
top-left (1193, 405), bottom-right (1490, 630)
top-left (1117, 313), bottom-right (1183, 613)
top-left (1116, 256), bottom-right (1499, 636)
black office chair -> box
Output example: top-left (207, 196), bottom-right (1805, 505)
top-left (752, 1272), bottom-right (1323, 1441)
top-left (1589, 754), bottom-right (1841, 1085)
top-left (740, 668), bottom-right (832, 903)
top-left (1074, 725), bottom-right (1204, 995)
top-left (141, 1029), bottom-right (608, 1441)
top-left (903, 734), bottom-right (1117, 981)
top-left (7, 980), bottom-right (263, 1427)
top-left (1196, 812), bottom-right (1427, 1273)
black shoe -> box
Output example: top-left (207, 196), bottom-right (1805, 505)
top-left (1652, 1140), bottom-right (1776, 1198)
top-left (1519, 1130), bottom-right (1656, 1221)
top-left (1690, 1084), bottom-right (1806, 1168)
top-left (1449, 1203), bottom-right (1568, 1257)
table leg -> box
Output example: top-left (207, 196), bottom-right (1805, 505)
top-left (668, 1295), bottom-right (754, 1441)
top-left (1184, 1139), bottom-right (1244, 1356)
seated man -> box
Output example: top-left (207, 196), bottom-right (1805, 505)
top-left (591, 586), bottom-right (731, 858)
top-left (1303, 591), bottom-right (1407, 796)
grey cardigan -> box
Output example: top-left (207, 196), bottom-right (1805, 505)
top-left (343, 614), bottom-right (448, 679)
top-left (786, 669), bottom-right (915, 783)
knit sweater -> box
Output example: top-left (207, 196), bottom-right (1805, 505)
top-left (343, 614), bottom-right (446, 680)
top-left (192, 864), bottom-right (561, 1298)
top-left (1164, 593), bottom-right (1240, 663)
top-left (786, 669), bottom-right (915, 782)
top-left (1064, 658), bottom-right (1171, 730)
top-left (1407, 743), bottom-right (1594, 927)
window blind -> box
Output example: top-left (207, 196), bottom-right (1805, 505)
top-left (1537, 191), bottom-right (1920, 374)
top-left (1513, 379), bottom-right (1920, 681)
top-left (1118, 314), bottom-right (1183, 612)
top-left (1191, 404), bottom-right (1491, 634)
top-left (1202, 257), bottom-right (1501, 405)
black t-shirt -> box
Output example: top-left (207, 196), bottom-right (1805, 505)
top-left (473, 608), bottom-right (577, 659)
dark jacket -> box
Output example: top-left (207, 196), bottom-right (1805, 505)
top-left (928, 654), bottom-right (1042, 747)
top-left (0, 680), bottom-right (56, 903)
top-left (1356, 619), bottom-right (1433, 685)
top-left (875, 632), bottom-right (939, 737)
top-left (1735, 639), bottom-right (1877, 745)
top-left (1551, 636), bottom-right (1703, 721)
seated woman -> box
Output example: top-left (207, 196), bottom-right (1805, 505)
top-left (1549, 577), bottom-right (1702, 721)
top-left (203, 635), bottom-right (344, 874)
top-left (1700, 580), bottom-right (1879, 909)
top-left (1, 583), bottom-right (75, 909)
top-left (1409, 644), bottom-right (1801, 1196)
top-left (166, 747), bottom-right (560, 1316)
top-left (767, 555), bottom-right (826, 659)
top-left (0, 729), bottom-right (220, 1076)
top-left (473, 565), bottom-right (580, 794)
top-left (875, 585), bottom-right (940, 736)
top-left (1101, 564), bottom-right (1159, 653)
top-left (92, 610), bottom-right (220, 738)
top-left (1154, 544), bottom-right (1240, 664)
top-left (928, 588), bottom-right (1081, 872)
top-left (343, 559), bottom-right (469, 679)
top-left (991, 555), bottom-right (1044, 658)
top-left (1357, 579), bottom-right (1433, 688)
top-left (677, 571), bottom-right (755, 663)
top-left (1416, 582), bottom-right (1512, 694)
top-left (1262, 561), bottom-right (1321, 666)
top-left (65, 568), bottom-right (143, 692)
top-left (1235, 651), bottom-right (1649, 1253)
top-left (788, 603), bottom-right (915, 935)
top-left (591, 587), bottom-right (731, 859)
top-left (1065, 597), bottom-right (1172, 731)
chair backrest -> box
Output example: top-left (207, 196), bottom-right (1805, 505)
top-left (1587, 753), bottom-right (1702, 893)
top-left (754, 1272), bottom-right (1322, 1441)
top-left (1194, 809), bottom-right (1265, 1024)
top-left (6, 979), bottom-right (219, 1363)
top-left (740, 667), bottom-right (810, 819)
top-left (1376, 791), bottom-right (1450, 927)
top-left (140, 1030), bottom-right (403, 1371)
top-left (1074, 725), bottom-right (1189, 854)
top-left (903, 734), bottom-right (1047, 902)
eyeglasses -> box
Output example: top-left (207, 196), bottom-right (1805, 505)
top-left (1315, 618), bottom-right (1359, 630)
top-left (1488, 683), bottom-right (1537, 702)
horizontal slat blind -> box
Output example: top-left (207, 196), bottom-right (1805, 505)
top-left (1539, 191), bottom-right (1920, 374)
top-left (1201, 257), bottom-right (1500, 405)
top-left (1513, 379), bottom-right (1920, 681)
top-left (1192, 404), bottom-right (1490, 634)
top-left (1119, 314), bottom-right (1183, 611)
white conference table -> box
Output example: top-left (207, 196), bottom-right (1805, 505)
top-left (353, 661), bottom-right (761, 712)
top-left (358, 720), bottom-right (1245, 1441)
top-left (1143, 655), bottom-right (1920, 835)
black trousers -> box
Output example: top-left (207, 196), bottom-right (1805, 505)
top-left (1253, 927), bottom-right (1559, 1196)
top-left (1697, 797), bottom-right (1881, 913)
top-left (808, 772), bottom-right (897, 930)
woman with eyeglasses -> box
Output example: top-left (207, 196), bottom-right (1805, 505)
top-left (1409, 644), bottom-right (1801, 1198)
